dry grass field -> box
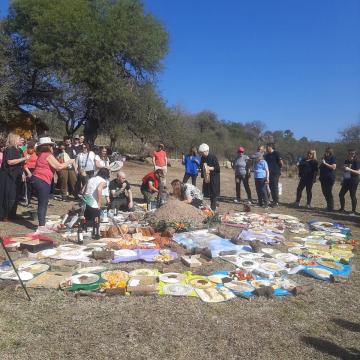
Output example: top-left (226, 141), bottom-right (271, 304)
top-left (0, 161), bottom-right (359, 360)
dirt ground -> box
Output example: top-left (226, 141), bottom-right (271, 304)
top-left (0, 161), bottom-right (359, 360)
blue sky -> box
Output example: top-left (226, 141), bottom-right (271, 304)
top-left (1, 0), bottom-right (359, 141)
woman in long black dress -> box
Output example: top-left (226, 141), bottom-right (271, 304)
top-left (0, 133), bottom-right (29, 220)
top-left (199, 143), bottom-right (220, 211)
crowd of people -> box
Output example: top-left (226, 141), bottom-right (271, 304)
top-left (0, 133), bottom-right (359, 233)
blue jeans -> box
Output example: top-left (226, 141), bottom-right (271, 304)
top-left (31, 176), bottom-right (51, 226)
top-left (255, 178), bottom-right (268, 206)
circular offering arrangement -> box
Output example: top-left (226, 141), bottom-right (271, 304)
top-left (71, 273), bottom-right (100, 285)
top-left (160, 273), bottom-right (186, 284)
top-left (189, 278), bottom-right (215, 289)
top-left (101, 270), bottom-right (129, 283)
top-left (163, 284), bottom-right (194, 296)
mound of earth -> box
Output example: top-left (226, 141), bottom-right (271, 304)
top-left (148, 198), bottom-right (206, 228)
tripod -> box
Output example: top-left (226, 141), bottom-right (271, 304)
top-left (0, 238), bottom-right (31, 301)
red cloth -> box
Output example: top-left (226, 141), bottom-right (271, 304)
top-left (24, 150), bottom-right (38, 170)
top-left (33, 152), bottom-right (55, 185)
top-left (152, 150), bottom-right (167, 167)
top-left (2, 233), bottom-right (53, 246)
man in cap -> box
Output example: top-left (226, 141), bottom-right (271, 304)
top-left (233, 146), bottom-right (252, 203)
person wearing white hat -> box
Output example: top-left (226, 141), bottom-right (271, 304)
top-left (31, 137), bottom-right (75, 233)
top-left (198, 143), bottom-right (220, 211)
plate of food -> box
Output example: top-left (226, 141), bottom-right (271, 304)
top-left (308, 268), bottom-right (332, 280)
top-left (189, 278), bottom-right (215, 289)
top-left (163, 284), bottom-right (194, 297)
top-left (153, 254), bottom-right (174, 263)
top-left (159, 273), bottom-right (186, 284)
top-left (207, 274), bottom-right (229, 284)
top-left (0, 270), bottom-right (34, 281)
top-left (251, 279), bottom-right (275, 289)
top-left (239, 252), bottom-right (264, 260)
top-left (22, 263), bottom-right (50, 274)
top-left (317, 260), bottom-right (343, 270)
top-left (114, 249), bottom-right (138, 258)
top-left (274, 253), bottom-right (299, 263)
top-left (37, 249), bottom-right (58, 258)
top-left (237, 259), bottom-right (259, 271)
top-left (101, 270), bottom-right (129, 283)
top-left (224, 281), bottom-right (255, 293)
top-left (195, 287), bottom-right (236, 303)
top-left (71, 273), bottom-right (100, 285)
top-left (129, 268), bottom-right (158, 277)
top-left (77, 266), bottom-right (107, 274)
top-left (260, 262), bottom-right (285, 273)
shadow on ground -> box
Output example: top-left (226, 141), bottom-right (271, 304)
top-left (301, 336), bottom-right (360, 360)
top-left (331, 318), bottom-right (360, 333)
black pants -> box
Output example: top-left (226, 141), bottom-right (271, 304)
top-left (31, 176), bottom-right (51, 226)
top-left (84, 205), bottom-right (100, 222)
top-left (235, 174), bottom-right (252, 200)
top-left (320, 176), bottom-right (335, 210)
top-left (339, 180), bottom-right (358, 212)
top-left (183, 173), bottom-right (197, 186)
top-left (269, 174), bottom-right (280, 204)
top-left (109, 197), bottom-right (132, 211)
top-left (296, 177), bottom-right (314, 205)
top-left (255, 178), bottom-right (268, 206)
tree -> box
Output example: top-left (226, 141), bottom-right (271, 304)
top-left (339, 122), bottom-right (360, 144)
top-left (4, 0), bottom-right (168, 142)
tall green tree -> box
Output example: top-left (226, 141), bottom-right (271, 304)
top-left (4, 0), bottom-right (168, 142)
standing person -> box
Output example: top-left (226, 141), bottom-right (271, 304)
top-left (23, 142), bottom-right (39, 206)
top-left (0, 141), bottom-right (5, 168)
top-left (63, 136), bottom-right (77, 159)
top-left (339, 149), bottom-right (360, 215)
top-left (140, 169), bottom-right (164, 206)
top-left (294, 150), bottom-right (318, 208)
top-left (152, 143), bottom-right (167, 182)
top-left (182, 146), bottom-right (201, 186)
top-left (83, 168), bottom-right (110, 222)
top-left (76, 143), bottom-right (96, 192)
top-left (199, 143), bottom-right (220, 211)
top-left (319, 147), bottom-right (336, 211)
top-left (56, 142), bottom-right (78, 200)
top-left (108, 171), bottom-right (134, 211)
top-left (233, 146), bottom-right (252, 203)
top-left (253, 152), bottom-right (269, 208)
top-left (31, 137), bottom-right (75, 232)
top-left (95, 146), bottom-right (110, 174)
top-left (0, 134), bottom-right (29, 221)
top-left (264, 143), bottom-right (283, 207)
top-left (73, 135), bottom-right (82, 155)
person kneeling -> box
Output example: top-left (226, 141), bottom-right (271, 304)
top-left (83, 168), bottom-right (110, 222)
top-left (140, 169), bottom-right (164, 205)
top-left (171, 179), bottom-right (203, 208)
top-left (109, 171), bottom-right (134, 211)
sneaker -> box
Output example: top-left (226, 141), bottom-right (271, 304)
top-left (292, 202), bottom-right (300, 208)
top-left (35, 225), bottom-right (55, 234)
top-left (271, 202), bottom-right (280, 208)
top-left (338, 208), bottom-right (345, 213)
top-left (306, 204), bottom-right (312, 209)
top-left (348, 212), bottom-right (356, 217)
top-left (234, 199), bottom-right (241, 203)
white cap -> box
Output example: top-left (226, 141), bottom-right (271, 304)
top-left (36, 137), bottom-right (55, 146)
top-left (198, 143), bottom-right (209, 152)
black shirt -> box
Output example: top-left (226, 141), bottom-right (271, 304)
top-left (343, 159), bottom-right (360, 183)
top-left (109, 179), bottom-right (131, 200)
top-left (1, 146), bottom-right (23, 179)
top-left (298, 159), bottom-right (318, 179)
top-left (264, 151), bottom-right (282, 176)
top-left (319, 155), bottom-right (336, 179)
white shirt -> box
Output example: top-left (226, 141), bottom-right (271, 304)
top-left (94, 155), bottom-right (109, 174)
top-left (84, 176), bottom-right (106, 208)
top-left (77, 151), bottom-right (96, 172)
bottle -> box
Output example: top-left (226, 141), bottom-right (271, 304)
top-left (77, 224), bottom-right (83, 244)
